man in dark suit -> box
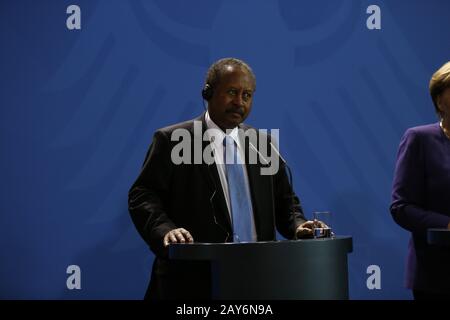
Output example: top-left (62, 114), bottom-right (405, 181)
top-left (128, 58), bottom-right (318, 299)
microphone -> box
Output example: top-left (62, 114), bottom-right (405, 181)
top-left (268, 142), bottom-right (294, 195)
top-left (248, 141), bottom-right (270, 166)
top-left (249, 139), bottom-right (300, 237)
top-left (268, 142), bottom-right (304, 239)
top-left (248, 140), bottom-right (294, 196)
top-left (269, 142), bottom-right (296, 216)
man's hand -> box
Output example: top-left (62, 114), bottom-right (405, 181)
top-left (295, 221), bottom-right (314, 239)
top-left (163, 228), bottom-right (194, 247)
top-left (295, 220), bottom-right (329, 239)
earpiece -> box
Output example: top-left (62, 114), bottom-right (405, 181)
top-left (202, 83), bottom-right (213, 101)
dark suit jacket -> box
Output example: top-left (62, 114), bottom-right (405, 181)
top-left (128, 114), bottom-right (306, 299)
top-left (390, 123), bottom-right (450, 293)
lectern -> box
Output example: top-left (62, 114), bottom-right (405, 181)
top-left (169, 236), bottom-right (352, 299)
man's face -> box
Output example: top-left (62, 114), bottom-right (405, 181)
top-left (208, 65), bottom-right (255, 131)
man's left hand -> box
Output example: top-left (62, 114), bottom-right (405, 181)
top-left (295, 220), bottom-right (329, 239)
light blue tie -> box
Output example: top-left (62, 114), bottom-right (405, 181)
top-left (223, 135), bottom-right (254, 242)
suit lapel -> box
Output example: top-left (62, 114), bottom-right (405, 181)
top-left (241, 128), bottom-right (272, 240)
top-left (195, 114), bottom-right (232, 235)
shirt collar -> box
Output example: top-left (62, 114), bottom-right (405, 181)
top-left (205, 111), bottom-right (243, 149)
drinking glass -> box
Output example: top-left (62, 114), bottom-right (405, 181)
top-left (313, 211), bottom-right (333, 238)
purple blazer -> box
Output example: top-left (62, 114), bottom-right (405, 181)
top-left (390, 122), bottom-right (450, 292)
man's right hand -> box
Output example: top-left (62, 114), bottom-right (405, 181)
top-left (163, 228), bottom-right (194, 247)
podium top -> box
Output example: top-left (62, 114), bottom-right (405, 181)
top-left (427, 229), bottom-right (450, 246)
top-left (169, 236), bottom-right (352, 261)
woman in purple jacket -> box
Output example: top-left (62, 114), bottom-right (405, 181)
top-left (391, 61), bottom-right (450, 299)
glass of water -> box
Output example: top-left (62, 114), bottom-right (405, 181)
top-left (313, 211), bottom-right (333, 238)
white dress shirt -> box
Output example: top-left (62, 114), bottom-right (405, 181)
top-left (204, 112), bottom-right (257, 241)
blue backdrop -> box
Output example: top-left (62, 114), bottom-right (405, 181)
top-left (1, 0), bottom-right (449, 299)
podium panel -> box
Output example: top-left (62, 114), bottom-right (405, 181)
top-left (169, 236), bottom-right (352, 299)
